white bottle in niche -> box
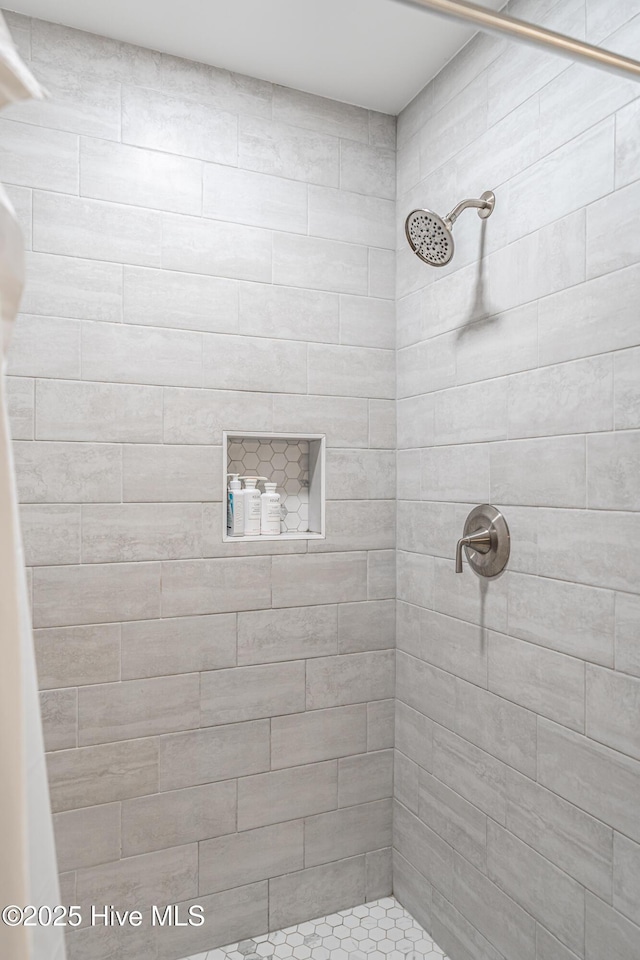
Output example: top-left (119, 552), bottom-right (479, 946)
top-left (261, 482), bottom-right (281, 536)
top-left (226, 473), bottom-right (244, 537)
top-left (241, 477), bottom-right (267, 536)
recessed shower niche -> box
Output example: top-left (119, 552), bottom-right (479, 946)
top-left (222, 432), bottom-right (326, 542)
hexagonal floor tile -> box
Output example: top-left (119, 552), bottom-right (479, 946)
top-left (180, 896), bottom-right (449, 960)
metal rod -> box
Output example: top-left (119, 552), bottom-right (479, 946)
top-left (394, 0), bottom-right (640, 81)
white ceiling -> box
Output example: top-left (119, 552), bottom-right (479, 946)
top-left (3, 0), bottom-right (504, 114)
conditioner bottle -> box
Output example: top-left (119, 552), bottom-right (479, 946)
top-left (261, 482), bottom-right (281, 536)
top-left (241, 477), bottom-right (267, 536)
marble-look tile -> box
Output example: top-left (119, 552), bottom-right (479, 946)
top-left (487, 821), bottom-right (585, 956)
top-left (368, 699), bottom-right (394, 753)
top-left (586, 665), bottom-right (640, 762)
top-left (7, 59), bottom-right (122, 139)
top-left (122, 84), bottom-right (237, 165)
top-left (310, 500), bottom-right (395, 554)
top-left (538, 263), bottom-right (640, 366)
top-left (488, 631), bottom-right (585, 733)
top-left (0, 119), bottom-right (78, 194)
top-left (41, 688), bottom-right (78, 751)
top-left (31, 19), bottom-right (161, 85)
top-left (271, 705), bottom-right (367, 769)
top-left (308, 186), bottom-right (395, 249)
top-left (78, 675), bottom-right (200, 746)
top-left (337, 599), bottom-right (395, 653)
top-left (47, 738), bottom-right (159, 813)
top-left (13, 440), bottom-right (120, 503)
top-left (200, 821), bottom-right (304, 895)
top-left (76, 844), bottom-right (197, 912)
top-left (8, 314), bottom-right (81, 380)
top-left (616, 592), bottom-right (640, 679)
top-left (587, 176), bottom-right (640, 279)
top-left (82, 321), bottom-right (203, 388)
top-left (452, 852), bottom-right (536, 960)
top-left (16, 438), bottom-right (118, 503)
top-left (164, 388), bottom-right (273, 445)
top-left (613, 832), bottom-right (640, 927)
top-left (614, 347), bottom-right (640, 430)
top-left (268, 859), bottom-right (365, 931)
top-left (325, 450), bottom-right (396, 500)
top-left (161, 557), bottom-right (271, 618)
top-left (506, 767), bottom-right (613, 904)
top-left (36, 379), bottom-right (163, 443)
top-left (585, 892), bottom-right (640, 960)
top-left (272, 553), bottom-right (367, 607)
top-left (80, 137), bottom-right (202, 215)
top-left (273, 233), bottom-right (368, 296)
top-left (239, 282), bottom-right (339, 343)
top-left (158, 721), bottom-right (270, 792)
top-left (23, 251), bottom-right (122, 322)
top-left (615, 96), bottom-right (640, 189)
top-left (20, 503), bottom-right (81, 566)
top-left (200, 662), bottom-right (306, 726)
top-left (272, 85), bottom-right (369, 143)
top-left (340, 140), bottom-right (395, 200)
top-left (538, 719), bottom-right (640, 844)
top-left (306, 650), bottom-right (395, 709)
top-left (122, 781), bottom-right (236, 857)
top-left (202, 333), bottom-right (307, 394)
top-left (33, 562), bottom-right (160, 628)
top-left (338, 750), bottom-right (393, 807)
top-left (162, 212), bottom-right (272, 282)
top-left (537, 508), bottom-right (640, 593)
top-left (121, 614), bottom-right (236, 680)
top-left (507, 356), bottom-right (613, 439)
top-left (53, 803), bottom-right (121, 872)
top-left (237, 761), bottom-right (337, 831)
top-left (239, 115), bottom-right (339, 187)
top-left (507, 572), bottom-right (615, 666)
top-left (588, 431), bottom-right (640, 510)
top-left (123, 266), bottom-right (238, 334)
top-left (33, 192), bottom-right (163, 267)
top-left (339, 294), bottom-right (395, 349)
top-left (203, 164), bottom-right (307, 233)
top-left (34, 624), bottom-right (121, 690)
top-left (123, 444), bottom-right (221, 502)
top-left (238, 605), bottom-right (337, 664)
top-left (308, 344), bottom-right (394, 399)
top-left (159, 52), bottom-right (272, 118)
top-left (305, 799), bottom-right (392, 867)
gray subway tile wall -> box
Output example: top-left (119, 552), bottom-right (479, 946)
top-left (3, 8), bottom-right (396, 959)
top-left (395, 2), bottom-right (640, 959)
top-left (5, 0), bottom-right (640, 958)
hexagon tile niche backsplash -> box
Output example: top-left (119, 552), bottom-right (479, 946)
top-left (227, 438), bottom-right (310, 533)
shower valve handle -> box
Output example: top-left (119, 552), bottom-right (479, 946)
top-left (455, 528), bottom-right (492, 573)
top-left (455, 504), bottom-right (510, 579)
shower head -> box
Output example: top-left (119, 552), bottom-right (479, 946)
top-left (405, 209), bottom-right (454, 266)
top-left (405, 190), bottom-right (495, 266)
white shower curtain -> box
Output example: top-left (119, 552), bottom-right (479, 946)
top-left (0, 14), bottom-right (67, 960)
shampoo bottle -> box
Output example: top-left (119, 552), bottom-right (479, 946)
top-left (226, 473), bottom-right (244, 537)
top-left (240, 477), bottom-right (267, 536)
top-left (261, 482), bottom-right (281, 536)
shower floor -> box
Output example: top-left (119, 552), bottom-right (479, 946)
top-left (180, 897), bottom-right (448, 960)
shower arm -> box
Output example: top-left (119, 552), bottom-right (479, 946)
top-left (444, 190), bottom-right (496, 229)
top-left (393, 0), bottom-right (640, 83)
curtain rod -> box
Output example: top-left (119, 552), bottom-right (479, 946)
top-left (394, 0), bottom-right (640, 81)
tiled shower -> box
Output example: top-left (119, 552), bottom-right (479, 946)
top-left (3, 0), bottom-right (640, 959)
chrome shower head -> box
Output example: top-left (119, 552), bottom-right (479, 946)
top-left (405, 190), bottom-right (495, 266)
top-left (405, 208), bottom-right (454, 266)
